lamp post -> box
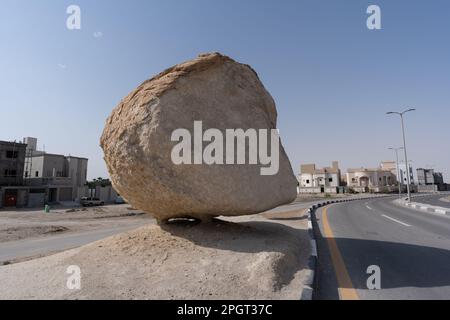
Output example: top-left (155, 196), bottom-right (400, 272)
top-left (389, 147), bottom-right (404, 198)
top-left (387, 108), bottom-right (416, 202)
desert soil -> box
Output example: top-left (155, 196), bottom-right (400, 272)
top-left (0, 207), bottom-right (310, 300)
top-left (0, 204), bottom-right (150, 243)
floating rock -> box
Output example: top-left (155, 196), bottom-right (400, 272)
top-left (100, 53), bottom-right (297, 223)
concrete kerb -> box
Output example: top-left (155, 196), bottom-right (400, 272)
top-left (394, 196), bottom-right (450, 216)
top-left (299, 194), bottom-right (391, 300)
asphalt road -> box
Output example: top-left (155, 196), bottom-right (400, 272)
top-left (0, 221), bottom-right (150, 264)
top-left (314, 197), bottom-right (450, 300)
top-left (414, 194), bottom-right (450, 209)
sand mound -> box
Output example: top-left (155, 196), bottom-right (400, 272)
top-left (0, 217), bottom-right (309, 300)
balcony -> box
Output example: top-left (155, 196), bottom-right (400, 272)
top-left (24, 177), bottom-right (72, 187)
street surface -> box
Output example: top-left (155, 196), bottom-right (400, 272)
top-left (414, 194), bottom-right (450, 209)
top-left (0, 221), bottom-right (150, 264)
top-left (314, 196), bottom-right (450, 299)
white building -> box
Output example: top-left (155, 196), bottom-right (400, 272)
top-left (398, 162), bottom-right (415, 185)
top-left (298, 161), bottom-right (342, 194)
top-left (23, 137), bottom-right (88, 203)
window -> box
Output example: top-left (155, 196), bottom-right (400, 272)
top-left (29, 188), bottom-right (46, 194)
top-left (35, 171), bottom-right (39, 177)
top-left (25, 171), bottom-right (28, 177)
top-left (306, 179), bottom-right (310, 184)
top-left (329, 178), bottom-right (333, 182)
top-left (3, 169), bottom-right (17, 177)
top-left (6, 150), bottom-right (19, 159)
top-left (352, 178), bottom-right (356, 182)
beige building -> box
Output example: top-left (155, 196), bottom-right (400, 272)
top-left (346, 165), bottom-right (398, 193)
top-left (381, 161), bottom-right (397, 175)
top-left (298, 161), bottom-right (342, 194)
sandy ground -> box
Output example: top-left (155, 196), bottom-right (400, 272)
top-left (0, 208), bottom-right (310, 300)
top-left (0, 204), bottom-right (149, 243)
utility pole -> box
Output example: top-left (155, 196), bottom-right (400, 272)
top-left (387, 108), bottom-right (416, 202)
top-left (389, 147), bottom-right (404, 198)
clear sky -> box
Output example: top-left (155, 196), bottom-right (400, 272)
top-left (1, 0), bottom-right (449, 181)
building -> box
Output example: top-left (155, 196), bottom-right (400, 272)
top-left (346, 165), bottom-right (398, 193)
top-left (417, 168), bottom-right (448, 192)
top-left (0, 140), bottom-right (27, 186)
top-left (398, 162), bottom-right (415, 186)
top-left (88, 185), bottom-right (118, 203)
top-left (381, 161), bottom-right (398, 176)
top-left (66, 156), bottom-right (89, 200)
top-left (0, 137), bottom-right (88, 208)
top-left (433, 172), bottom-right (445, 186)
top-left (380, 160), bottom-right (414, 185)
top-left (417, 168), bottom-right (436, 185)
top-left (380, 160), bottom-right (413, 192)
top-left (298, 161), bottom-right (343, 194)
top-left (0, 140), bottom-right (28, 207)
top-left (24, 137), bottom-right (88, 203)
top-left (25, 151), bottom-right (88, 202)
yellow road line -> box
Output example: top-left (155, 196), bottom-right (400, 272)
top-left (322, 205), bottom-right (360, 300)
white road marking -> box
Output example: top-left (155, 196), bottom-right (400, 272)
top-left (381, 214), bottom-right (411, 227)
top-left (310, 239), bottom-right (317, 257)
top-left (366, 205), bottom-right (373, 210)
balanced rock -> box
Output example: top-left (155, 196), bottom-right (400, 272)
top-left (100, 53), bottom-right (297, 223)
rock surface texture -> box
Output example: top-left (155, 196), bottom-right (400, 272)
top-left (100, 52), bottom-right (297, 223)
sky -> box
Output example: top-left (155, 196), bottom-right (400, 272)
top-left (1, 0), bottom-right (449, 181)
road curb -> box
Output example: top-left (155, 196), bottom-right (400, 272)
top-left (300, 207), bottom-right (317, 300)
top-left (299, 194), bottom-right (390, 300)
top-left (394, 198), bottom-right (450, 216)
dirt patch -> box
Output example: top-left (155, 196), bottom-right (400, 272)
top-left (0, 211), bottom-right (310, 300)
top-left (261, 209), bottom-right (309, 221)
top-left (0, 226), bottom-right (69, 242)
top-left (0, 205), bottom-right (150, 244)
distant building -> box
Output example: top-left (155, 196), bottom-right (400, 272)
top-left (417, 168), bottom-right (447, 192)
top-left (346, 165), bottom-right (397, 193)
top-left (398, 162), bottom-right (415, 185)
top-left (24, 139), bottom-right (88, 203)
top-left (417, 168), bottom-right (436, 185)
top-left (298, 161), bottom-right (343, 194)
top-left (0, 137), bottom-right (88, 208)
top-left (0, 140), bottom-right (28, 207)
top-left (0, 140), bottom-right (27, 186)
top-left (433, 172), bottom-right (445, 186)
top-left (381, 161), bottom-right (397, 176)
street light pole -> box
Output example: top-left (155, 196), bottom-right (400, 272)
top-left (387, 108), bottom-right (416, 203)
top-left (389, 147), bottom-right (404, 199)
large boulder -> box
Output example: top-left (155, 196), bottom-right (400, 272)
top-left (100, 53), bottom-right (297, 223)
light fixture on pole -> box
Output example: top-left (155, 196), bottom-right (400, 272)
top-left (387, 108), bottom-right (416, 202)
